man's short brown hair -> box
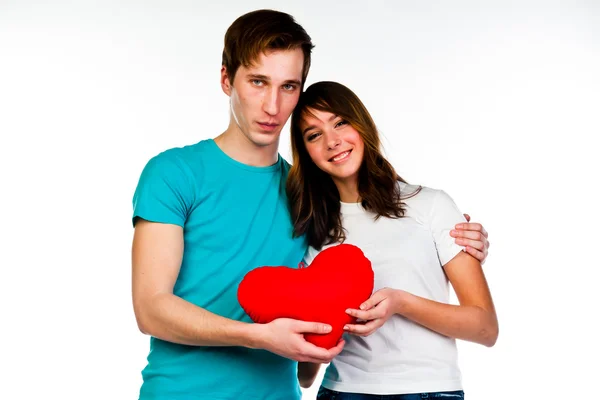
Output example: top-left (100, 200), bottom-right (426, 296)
top-left (222, 9), bottom-right (314, 85)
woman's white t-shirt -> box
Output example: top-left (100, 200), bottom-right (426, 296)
top-left (303, 183), bottom-right (467, 395)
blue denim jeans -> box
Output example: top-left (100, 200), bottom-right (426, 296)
top-left (316, 386), bottom-right (465, 400)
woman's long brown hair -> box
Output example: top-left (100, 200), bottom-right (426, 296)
top-left (287, 81), bottom-right (420, 249)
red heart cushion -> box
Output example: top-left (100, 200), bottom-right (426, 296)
top-left (237, 243), bottom-right (374, 349)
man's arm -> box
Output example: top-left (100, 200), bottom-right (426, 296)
top-left (132, 219), bottom-right (344, 363)
top-left (297, 362), bottom-right (321, 388)
top-left (132, 219), bottom-right (254, 346)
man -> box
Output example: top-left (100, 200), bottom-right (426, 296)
top-left (131, 9), bottom-right (490, 400)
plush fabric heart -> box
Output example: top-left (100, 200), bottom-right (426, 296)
top-left (237, 243), bottom-right (374, 349)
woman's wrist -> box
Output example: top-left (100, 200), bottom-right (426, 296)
top-left (393, 289), bottom-right (412, 316)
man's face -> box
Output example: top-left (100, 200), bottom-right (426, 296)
top-left (222, 48), bottom-right (304, 149)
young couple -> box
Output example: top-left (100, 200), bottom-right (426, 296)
top-left (131, 9), bottom-right (497, 400)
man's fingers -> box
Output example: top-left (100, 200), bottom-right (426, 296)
top-left (455, 222), bottom-right (487, 238)
top-left (301, 353), bottom-right (334, 364)
top-left (465, 246), bottom-right (486, 263)
top-left (481, 226), bottom-right (489, 239)
top-left (293, 320), bottom-right (332, 335)
top-left (298, 341), bottom-right (335, 361)
top-left (304, 356), bottom-right (333, 364)
top-left (455, 237), bottom-right (486, 251)
top-left (300, 339), bottom-right (346, 363)
top-left (454, 222), bottom-right (484, 235)
top-left (327, 339), bottom-right (345, 357)
top-left (451, 228), bottom-right (487, 242)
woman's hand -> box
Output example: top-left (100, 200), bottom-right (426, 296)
top-left (343, 288), bottom-right (403, 337)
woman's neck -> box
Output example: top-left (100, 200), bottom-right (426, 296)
top-left (334, 178), bottom-right (360, 203)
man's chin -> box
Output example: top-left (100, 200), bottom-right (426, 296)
top-left (251, 132), bottom-right (281, 147)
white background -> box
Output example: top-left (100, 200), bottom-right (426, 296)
top-left (1, 1), bottom-right (599, 399)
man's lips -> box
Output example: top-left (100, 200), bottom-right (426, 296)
top-left (257, 122), bottom-right (280, 131)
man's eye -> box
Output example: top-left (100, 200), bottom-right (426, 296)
top-left (252, 80), bottom-right (264, 86)
top-left (283, 84), bottom-right (296, 91)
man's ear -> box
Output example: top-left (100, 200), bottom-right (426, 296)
top-left (221, 66), bottom-right (232, 96)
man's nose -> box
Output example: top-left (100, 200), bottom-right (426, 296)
top-left (263, 88), bottom-right (280, 116)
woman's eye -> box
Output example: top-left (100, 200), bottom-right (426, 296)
top-left (335, 120), bottom-right (348, 128)
top-left (307, 132), bottom-right (321, 142)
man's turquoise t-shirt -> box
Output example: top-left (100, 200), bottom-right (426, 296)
top-left (132, 139), bottom-right (307, 400)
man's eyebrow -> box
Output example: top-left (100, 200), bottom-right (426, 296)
top-left (246, 74), bottom-right (301, 86)
top-left (284, 79), bottom-right (302, 86)
top-left (247, 74), bottom-right (269, 81)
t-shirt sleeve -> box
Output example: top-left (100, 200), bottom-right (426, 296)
top-left (429, 189), bottom-right (468, 267)
top-left (132, 153), bottom-right (195, 227)
top-left (302, 246), bottom-right (321, 267)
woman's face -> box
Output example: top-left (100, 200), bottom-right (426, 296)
top-left (299, 108), bottom-right (365, 189)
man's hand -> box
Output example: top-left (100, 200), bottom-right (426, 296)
top-left (256, 318), bottom-right (345, 363)
top-left (450, 213), bottom-right (490, 264)
top-left (343, 288), bottom-right (399, 337)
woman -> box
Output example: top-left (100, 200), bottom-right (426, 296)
top-left (287, 81), bottom-right (498, 399)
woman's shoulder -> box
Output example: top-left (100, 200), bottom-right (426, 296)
top-left (398, 181), bottom-right (438, 202)
top-left (398, 181), bottom-right (459, 217)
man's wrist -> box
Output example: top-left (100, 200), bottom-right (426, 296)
top-left (237, 321), bottom-right (267, 350)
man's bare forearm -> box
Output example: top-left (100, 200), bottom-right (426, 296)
top-left (135, 292), bottom-right (263, 348)
top-left (298, 362), bottom-right (321, 388)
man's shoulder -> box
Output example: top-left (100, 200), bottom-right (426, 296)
top-left (142, 140), bottom-right (216, 176)
top-left (152, 140), bottom-right (210, 162)
top-left (137, 141), bottom-right (215, 187)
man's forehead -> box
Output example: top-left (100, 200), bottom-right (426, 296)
top-left (242, 49), bottom-right (304, 82)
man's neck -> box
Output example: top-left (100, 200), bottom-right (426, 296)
top-left (214, 123), bottom-right (280, 167)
